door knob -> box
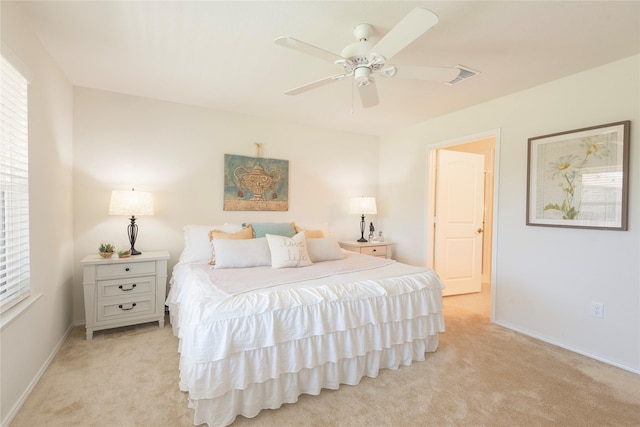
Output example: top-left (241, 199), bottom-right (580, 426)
top-left (477, 228), bottom-right (483, 233)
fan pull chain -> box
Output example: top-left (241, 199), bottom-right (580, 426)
top-left (351, 80), bottom-right (355, 114)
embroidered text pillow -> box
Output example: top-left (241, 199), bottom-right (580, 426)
top-left (265, 232), bottom-right (312, 268)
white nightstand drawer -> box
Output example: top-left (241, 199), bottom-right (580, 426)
top-left (98, 277), bottom-right (155, 298)
top-left (96, 261), bottom-right (156, 279)
top-left (361, 246), bottom-right (387, 257)
top-left (98, 297), bottom-right (155, 321)
top-left (82, 251), bottom-right (170, 339)
top-left (338, 241), bottom-right (393, 259)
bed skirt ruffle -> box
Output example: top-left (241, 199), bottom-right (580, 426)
top-left (168, 261), bottom-right (445, 427)
top-left (188, 333), bottom-right (440, 427)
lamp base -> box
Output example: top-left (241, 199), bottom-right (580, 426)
top-left (357, 214), bottom-right (368, 242)
top-left (128, 216), bottom-right (141, 256)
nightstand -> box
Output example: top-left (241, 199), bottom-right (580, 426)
top-left (81, 250), bottom-right (170, 340)
top-left (339, 241), bottom-right (393, 259)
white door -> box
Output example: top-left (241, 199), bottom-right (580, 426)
top-left (435, 149), bottom-right (485, 296)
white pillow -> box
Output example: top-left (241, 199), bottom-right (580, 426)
top-left (179, 223), bottom-right (244, 263)
top-left (306, 237), bottom-right (344, 262)
top-left (212, 238), bottom-right (271, 269)
top-left (265, 232), bottom-right (312, 268)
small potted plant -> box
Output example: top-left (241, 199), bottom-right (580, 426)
top-left (98, 243), bottom-right (115, 258)
top-left (118, 249), bottom-right (131, 258)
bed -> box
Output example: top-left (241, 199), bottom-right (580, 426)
top-left (167, 223), bottom-right (445, 427)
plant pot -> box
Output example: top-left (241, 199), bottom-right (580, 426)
top-left (99, 252), bottom-right (114, 259)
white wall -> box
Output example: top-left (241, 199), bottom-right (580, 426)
top-left (379, 55), bottom-right (640, 372)
top-left (2, 4), bottom-right (637, 423)
top-left (0, 2), bottom-right (75, 425)
top-left (72, 87), bottom-right (380, 321)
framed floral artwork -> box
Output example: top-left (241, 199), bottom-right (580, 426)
top-left (526, 121), bottom-right (630, 230)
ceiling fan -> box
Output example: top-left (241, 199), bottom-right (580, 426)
top-left (274, 8), bottom-right (461, 108)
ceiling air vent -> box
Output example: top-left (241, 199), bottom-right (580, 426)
top-left (445, 65), bottom-right (480, 85)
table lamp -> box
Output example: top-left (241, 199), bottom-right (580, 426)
top-left (109, 189), bottom-right (154, 255)
top-left (349, 196), bottom-right (377, 242)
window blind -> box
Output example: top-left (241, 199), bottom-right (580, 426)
top-left (0, 54), bottom-right (30, 312)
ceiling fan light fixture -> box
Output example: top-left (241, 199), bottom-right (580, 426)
top-left (275, 7), bottom-right (464, 108)
top-left (378, 66), bottom-right (397, 78)
top-left (354, 66), bottom-right (371, 83)
top-left (368, 53), bottom-right (387, 66)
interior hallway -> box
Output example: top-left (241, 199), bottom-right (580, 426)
top-left (443, 282), bottom-right (492, 317)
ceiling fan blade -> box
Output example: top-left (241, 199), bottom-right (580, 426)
top-left (274, 36), bottom-right (344, 63)
top-left (284, 74), bottom-right (347, 95)
top-left (393, 65), bottom-right (461, 82)
top-left (358, 79), bottom-right (379, 108)
top-left (370, 8), bottom-right (439, 61)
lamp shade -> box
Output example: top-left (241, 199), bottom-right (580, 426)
top-left (109, 189), bottom-right (154, 216)
top-left (349, 197), bottom-right (377, 215)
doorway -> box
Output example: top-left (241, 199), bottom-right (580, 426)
top-left (426, 132), bottom-right (497, 316)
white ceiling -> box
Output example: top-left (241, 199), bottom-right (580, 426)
top-left (14, 1), bottom-right (640, 136)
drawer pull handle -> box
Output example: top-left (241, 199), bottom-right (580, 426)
top-left (118, 303), bottom-right (137, 311)
top-left (372, 249), bottom-right (377, 252)
top-left (118, 284), bottom-right (137, 292)
top-left (125, 267), bottom-right (130, 272)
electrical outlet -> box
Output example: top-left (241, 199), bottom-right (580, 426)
top-left (591, 302), bottom-right (604, 318)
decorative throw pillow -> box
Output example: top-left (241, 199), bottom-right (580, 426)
top-left (265, 232), bottom-right (312, 268)
top-left (293, 224), bottom-right (324, 238)
top-left (179, 223), bottom-right (244, 263)
top-left (306, 237), bottom-right (344, 262)
top-left (212, 238), bottom-right (271, 269)
top-left (208, 225), bottom-right (254, 265)
top-left (250, 222), bottom-right (296, 238)
top-left (293, 222), bottom-right (331, 238)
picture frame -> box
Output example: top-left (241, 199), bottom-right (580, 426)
top-left (526, 121), bottom-right (630, 230)
top-left (223, 154), bottom-right (289, 211)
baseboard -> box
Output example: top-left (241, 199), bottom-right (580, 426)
top-left (1, 321), bottom-right (76, 427)
top-left (494, 320), bottom-right (640, 375)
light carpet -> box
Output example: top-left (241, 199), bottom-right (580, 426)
top-left (10, 285), bottom-right (640, 426)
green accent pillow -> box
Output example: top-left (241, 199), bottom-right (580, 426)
top-left (250, 222), bottom-right (296, 238)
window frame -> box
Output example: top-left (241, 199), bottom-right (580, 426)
top-left (1, 48), bottom-right (31, 313)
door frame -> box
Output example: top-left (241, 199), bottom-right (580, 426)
top-left (426, 129), bottom-right (501, 322)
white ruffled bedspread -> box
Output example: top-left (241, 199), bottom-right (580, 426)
top-left (194, 251), bottom-right (396, 295)
top-left (167, 252), bottom-right (445, 427)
